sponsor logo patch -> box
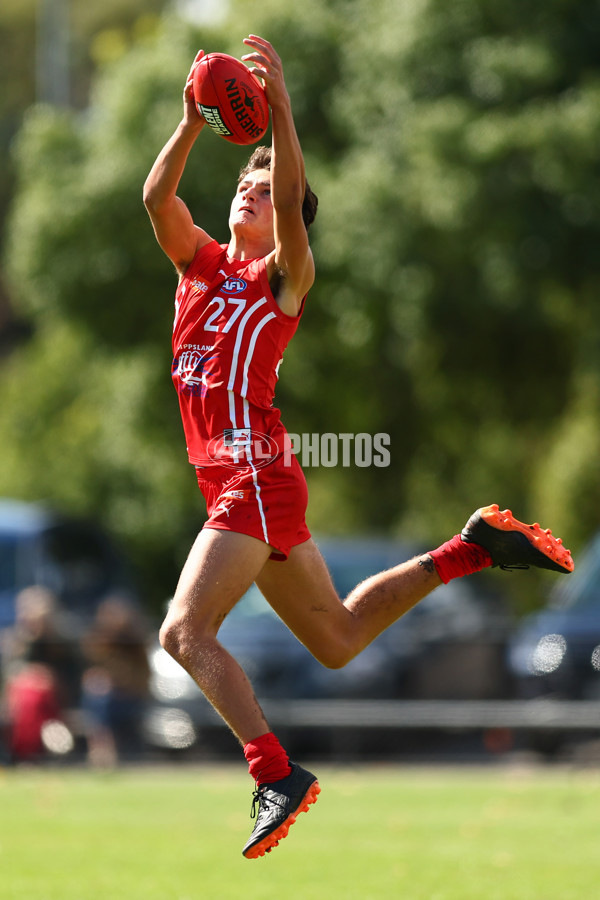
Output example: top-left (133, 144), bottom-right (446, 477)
top-left (199, 105), bottom-right (232, 136)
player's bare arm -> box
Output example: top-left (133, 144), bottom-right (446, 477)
top-left (143, 51), bottom-right (213, 274)
top-left (242, 36), bottom-right (315, 316)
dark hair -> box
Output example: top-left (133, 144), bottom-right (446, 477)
top-left (238, 145), bottom-right (318, 231)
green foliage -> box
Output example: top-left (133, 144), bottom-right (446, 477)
top-left (311, 0), bottom-right (600, 558)
top-left (3, 1), bottom-right (600, 609)
top-left (0, 0), bottom-right (169, 321)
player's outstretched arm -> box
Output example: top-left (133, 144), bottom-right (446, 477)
top-left (143, 51), bottom-right (213, 274)
top-left (242, 36), bottom-right (315, 315)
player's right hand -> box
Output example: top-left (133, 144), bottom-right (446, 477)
top-left (183, 50), bottom-right (205, 124)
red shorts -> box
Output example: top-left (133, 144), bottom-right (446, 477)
top-left (195, 453), bottom-right (311, 561)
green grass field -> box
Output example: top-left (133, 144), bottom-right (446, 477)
top-left (1, 762), bottom-right (598, 900)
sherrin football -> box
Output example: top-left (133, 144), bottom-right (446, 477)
top-left (193, 52), bottom-right (270, 146)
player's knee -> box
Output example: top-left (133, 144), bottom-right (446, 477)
top-left (321, 654), bottom-right (346, 670)
top-left (159, 614), bottom-right (187, 663)
top-left (158, 617), bottom-right (176, 656)
top-left (301, 621), bottom-right (359, 669)
top-left (159, 607), bottom-right (218, 666)
top-left (315, 640), bottom-right (356, 670)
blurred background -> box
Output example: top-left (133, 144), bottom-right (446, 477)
top-left (1, 0), bottom-right (600, 766)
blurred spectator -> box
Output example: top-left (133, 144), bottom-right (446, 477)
top-left (80, 596), bottom-right (150, 766)
top-left (1, 586), bottom-right (81, 762)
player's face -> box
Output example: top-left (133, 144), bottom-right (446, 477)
top-left (229, 168), bottom-right (274, 243)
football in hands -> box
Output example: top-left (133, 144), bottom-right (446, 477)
top-left (193, 52), bottom-right (269, 145)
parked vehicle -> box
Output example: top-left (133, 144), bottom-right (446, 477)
top-left (0, 498), bottom-right (138, 631)
top-left (147, 536), bottom-right (513, 751)
top-left (508, 532), bottom-right (600, 700)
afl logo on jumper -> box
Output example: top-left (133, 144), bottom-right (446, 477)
top-left (206, 429), bottom-right (279, 468)
top-left (222, 277), bottom-right (247, 295)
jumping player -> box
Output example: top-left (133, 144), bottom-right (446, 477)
top-left (143, 35), bottom-right (574, 859)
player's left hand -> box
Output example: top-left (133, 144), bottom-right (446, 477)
top-left (241, 35), bottom-right (289, 110)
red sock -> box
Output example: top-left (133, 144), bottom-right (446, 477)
top-left (243, 732), bottom-right (291, 786)
top-left (428, 533), bottom-right (492, 584)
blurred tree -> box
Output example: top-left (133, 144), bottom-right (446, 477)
top-left (0, 0), bottom-right (167, 347)
top-left (314, 0), bottom-right (600, 563)
top-left (3, 1), bottom-right (600, 610)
